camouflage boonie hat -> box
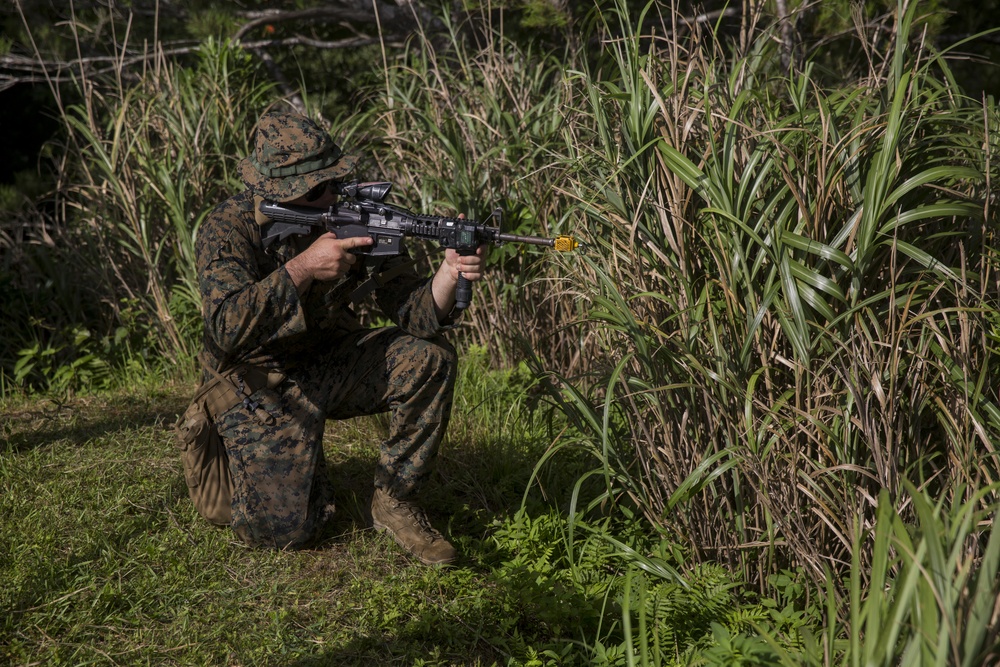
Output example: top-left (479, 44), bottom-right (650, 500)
top-left (239, 111), bottom-right (357, 202)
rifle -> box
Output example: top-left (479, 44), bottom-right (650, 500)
top-left (258, 182), bottom-right (583, 310)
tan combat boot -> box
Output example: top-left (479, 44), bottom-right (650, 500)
top-left (371, 488), bottom-right (457, 566)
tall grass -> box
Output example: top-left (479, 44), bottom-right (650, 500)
top-left (839, 483), bottom-right (1000, 665)
top-left (4, 30), bottom-right (277, 393)
top-left (542, 0), bottom-right (999, 621)
top-left (341, 4), bottom-right (1000, 655)
top-left (52, 38), bottom-right (275, 363)
top-left (344, 14), bottom-right (592, 373)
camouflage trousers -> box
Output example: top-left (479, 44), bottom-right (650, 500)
top-left (215, 328), bottom-right (456, 549)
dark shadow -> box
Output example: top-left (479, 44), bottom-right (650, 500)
top-left (284, 560), bottom-right (595, 667)
top-left (275, 429), bottom-right (598, 666)
top-left (308, 403), bottom-right (572, 544)
top-left (1, 392), bottom-right (188, 454)
top-left (316, 451), bottom-right (380, 539)
top-left (309, 405), bottom-right (593, 551)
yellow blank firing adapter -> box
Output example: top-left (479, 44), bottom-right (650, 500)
top-left (553, 235), bottom-right (583, 252)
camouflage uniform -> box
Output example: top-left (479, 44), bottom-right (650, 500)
top-left (196, 112), bottom-right (457, 550)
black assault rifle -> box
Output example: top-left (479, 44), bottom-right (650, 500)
top-left (258, 181), bottom-right (583, 310)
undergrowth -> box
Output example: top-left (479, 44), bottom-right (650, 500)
top-left (1, 352), bottom-right (803, 666)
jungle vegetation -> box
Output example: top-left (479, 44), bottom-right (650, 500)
top-left (2, 0), bottom-right (999, 664)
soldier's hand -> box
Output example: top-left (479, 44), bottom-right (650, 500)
top-left (442, 246), bottom-right (487, 283)
top-left (285, 232), bottom-right (373, 292)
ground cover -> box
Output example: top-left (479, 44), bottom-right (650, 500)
top-left (1, 354), bottom-right (801, 666)
top-left (0, 371), bottom-right (568, 665)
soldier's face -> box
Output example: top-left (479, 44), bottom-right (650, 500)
top-left (293, 181), bottom-right (339, 208)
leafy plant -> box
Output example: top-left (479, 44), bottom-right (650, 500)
top-left (54, 37), bottom-right (274, 363)
top-left (13, 325), bottom-right (111, 396)
top-left (544, 0), bottom-right (998, 591)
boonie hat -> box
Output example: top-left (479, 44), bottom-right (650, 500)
top-left (239, 111), bottom-right (357, 202)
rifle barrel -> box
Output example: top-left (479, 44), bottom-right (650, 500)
top-left (496, 232), bottom-right (555, 247)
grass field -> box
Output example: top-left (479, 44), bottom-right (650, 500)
top-left (1, 358), bottom-right (598, 666)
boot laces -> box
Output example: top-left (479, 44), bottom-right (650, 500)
top-left (392, 499), bottom-right (444, 541)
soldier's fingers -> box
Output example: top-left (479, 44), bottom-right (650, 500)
top-left (460, 255), bottom-right (483, 268)
top-left (339, 236), bottom-right (374, 249)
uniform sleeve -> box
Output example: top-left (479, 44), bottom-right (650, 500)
top-left (197, 208), bottom-right (309, 358)
top-left (370, 253), bottom-right (457, 339)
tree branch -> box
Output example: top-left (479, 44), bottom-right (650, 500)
top-left (0, 31), bottom-right (407, 92)
top-left (231, 2), bottom-right (443, 42)
top-left (1, 2), bottom-right (436, 92)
